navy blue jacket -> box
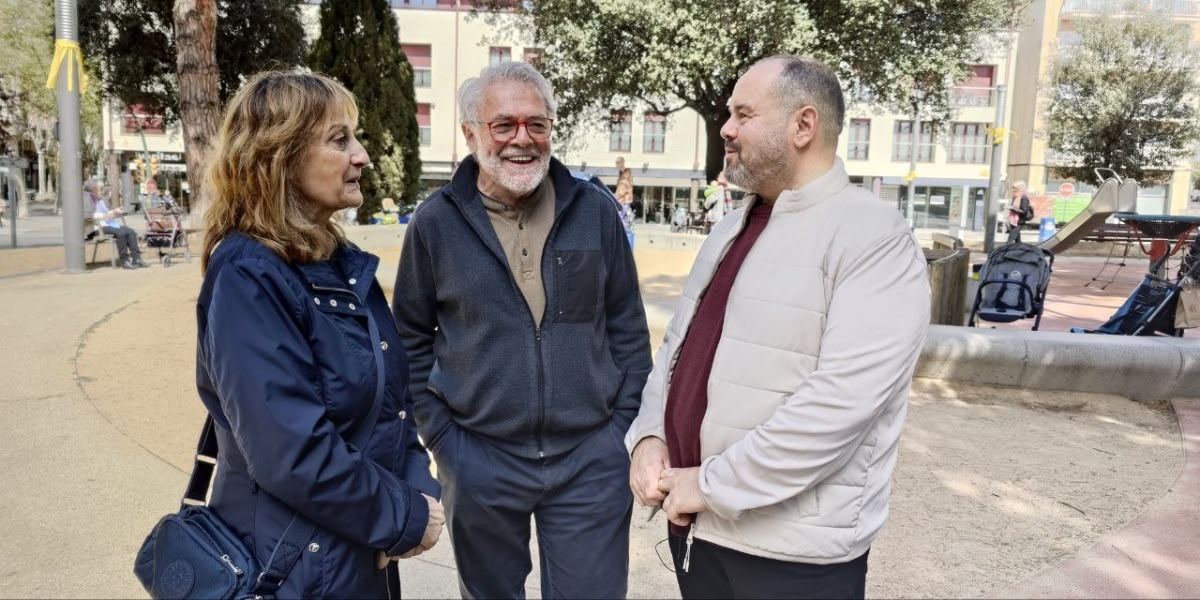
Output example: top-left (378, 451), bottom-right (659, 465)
top-left (197, 233), bottom-right (439, 598)
top-left (392, 156), bottom-right (652, 459)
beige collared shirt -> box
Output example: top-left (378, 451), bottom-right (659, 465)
top-left (481, 180), bottom-right (556, 325)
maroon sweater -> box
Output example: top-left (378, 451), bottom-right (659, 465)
top-left (664, 202), bottom-right (773, 528)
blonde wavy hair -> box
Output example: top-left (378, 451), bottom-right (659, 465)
top-left (203, 71), bottom-right (358, 272)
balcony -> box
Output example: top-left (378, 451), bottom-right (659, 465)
top-left (1062, 0), bottom-right (1200, 18)
top-left (950, 86), bottom-right (996, 108)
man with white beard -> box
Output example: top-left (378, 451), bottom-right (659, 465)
top-left (392, 61), bottom-right (651, 599)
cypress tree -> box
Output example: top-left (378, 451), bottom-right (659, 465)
top-left (310, 0), bottom-right (422, 222)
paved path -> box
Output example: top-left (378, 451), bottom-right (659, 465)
top-left (990, 398), bottom-right (1200, 599)
top-left (2, 235), bottom-right (1198, 598)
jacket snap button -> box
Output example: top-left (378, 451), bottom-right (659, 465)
top-left (398, 410), bottom-right (407, 420)
top-left (349, 278), bottom-right (357, 285)
top-left (557, 257), bottom-right (563, 265)
top-left (314, 298), bottom-right (321, 305)
top-left (349, 303), bottom-right (356, 310)
top-left (380, 341), bottom-right (389, 351)
top-left (330, 299), bottom-right (338, 307)
top-left (521, 248), bottom-right (528, 256)
top-left (307, 543), bottom-right (320, 553)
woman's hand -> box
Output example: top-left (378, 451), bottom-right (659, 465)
top-left (418, 494), bottom-right (445, 552)
top-left (376, 494), bottom-right (446, 567)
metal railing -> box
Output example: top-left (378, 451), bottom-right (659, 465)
top-left (950, 86), bottom-right (996, 107)
top-left (1062, 0), bottom-right (1200, 17)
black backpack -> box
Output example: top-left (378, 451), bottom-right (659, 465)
top-left (1019, 195), bottom-right (1033, 222)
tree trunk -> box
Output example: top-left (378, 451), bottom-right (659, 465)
top-left (174, 0), bottom-right (219, 221)
top-left (702, 104), bottom-right (731, 184)
top-left (107, 150), bottom-right (121, 208)
top-left (37, 150), bottom-right (45, 194)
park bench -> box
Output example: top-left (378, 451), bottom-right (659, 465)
top-left (83, 217), bottom-right (119, 268)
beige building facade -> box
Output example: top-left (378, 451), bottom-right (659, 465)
top-left (107, 0), bottom-right (1101, 231)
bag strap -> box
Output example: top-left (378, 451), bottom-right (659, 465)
top-left (184, 270), bottom-right (391, 596)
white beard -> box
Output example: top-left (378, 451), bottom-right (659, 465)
top-left (477, 150), bottom-right (550, 197)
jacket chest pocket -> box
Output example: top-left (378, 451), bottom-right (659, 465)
top-left (311, 292), bottom-right (376, 425)
top-left (553, 250), bottom-right (603, 323)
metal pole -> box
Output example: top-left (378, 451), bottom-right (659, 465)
top-left (7, 169), bottom-right (17, 249)
top-left (984, 83), bottom-right (1008, 253)
top-left (54, 0), bottom-right (85, 273)
top-left (906, 118), bottom-right (917, 228)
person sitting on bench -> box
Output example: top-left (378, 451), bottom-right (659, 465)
top-left (86, 180), bottom-right (147, 269)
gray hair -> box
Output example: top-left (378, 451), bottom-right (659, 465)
top-left (759, 55), bottom-right (845, 145)
top-left (458, 61), bottom-right (558, 123)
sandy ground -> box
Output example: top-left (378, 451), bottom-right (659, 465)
top-left (66, 254), bottom-right (1183, 599)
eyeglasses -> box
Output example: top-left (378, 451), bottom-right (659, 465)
top-left (475, 117), bottom-right (554, 142)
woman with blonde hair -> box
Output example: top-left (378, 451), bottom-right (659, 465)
top-left (194, 71), bottom-right (443, 597)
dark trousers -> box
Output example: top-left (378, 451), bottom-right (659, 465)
top-left (102, 225), bottom-right (140, 260)
top-left (669, 533), bottom-right (869, 600)
top-left (1007, 222), bottom-right (1023, 244)
top-left (433, 421), bottom-right (633, 599)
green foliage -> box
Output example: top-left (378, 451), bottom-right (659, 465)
top-left (310, 0), bottom-right (422, 222)
top-left (0, 0), bottom-right (102, 183)
top-left (1046, 12), bottom-right (1200, 186)
top-left (78, 0), bottom-right (308, 124)
top-left (479, 0), bottom-right (1029, 180)
top-left (0, 0), bottom-right (56, 120)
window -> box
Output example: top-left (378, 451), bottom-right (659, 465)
top-left (416, 103), bottom-right (431, 146)
top-left (403, 44), bottom-right (431, 87)
top-left (948, 122), bottom-right (989, 164)
top-left (643, 112), bottom-right (665, 153)
top-left (489, 46), bottom-right (511, 66)
top-left (609, 110), bottom-right (631, 152)
top-left (952, 65), bottom-right (995, 107)
top-left (391, 0), bottom-right (437, 6)
top-left (892, 120), bottom-right (935, 162)
top-left (847, 119), bottom-right (870, 160)
top-left (123, 105), bottom-right (165, 135)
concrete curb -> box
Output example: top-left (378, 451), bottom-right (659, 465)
top-left (356, 224), bottom-right (1198, 402)
top-left (917, 325), bottom-right (1199, 401)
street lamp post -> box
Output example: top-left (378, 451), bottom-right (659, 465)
top-left (984, 83), bottom-right (1008, 253)
top-left (51, 0), bottom-right (84, 273)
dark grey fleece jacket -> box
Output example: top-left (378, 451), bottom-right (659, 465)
top-left (391, 155), bottom-right (651, 459)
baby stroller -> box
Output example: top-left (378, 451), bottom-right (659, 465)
top-left (968, 242), bottom-right (1055, 331)
top-left (143, 198), bottom-right (191, 266)
top-left (1072, 233), bottom-right (1200, 336)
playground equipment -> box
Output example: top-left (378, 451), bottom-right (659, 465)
top-left (1037, 169), bottom-right (1138, 254)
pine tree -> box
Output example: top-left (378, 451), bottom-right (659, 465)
top-left (310, 0), bottom-right (422, 222)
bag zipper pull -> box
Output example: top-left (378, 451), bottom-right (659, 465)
top-left (220, 554), bottom-right (244, 576)
top-left (682, 522), bottom-right (695, 573)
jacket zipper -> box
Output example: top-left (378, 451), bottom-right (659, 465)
top-left (664, 209), bottom-right (747, 390)
top-left (534, 325), bottom-right (545, 458)
top-left (311, 283), bottom-right (377, 439)
top-left (454, 183), bottom-right (582, 459)
top-left (682, 522), bottom-right (695, 573)
top-left (530, 202), bottom-right (570, 459)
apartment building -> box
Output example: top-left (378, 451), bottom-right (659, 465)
top-left (300, 0), bottom-right (710, 222)
top-left (1008, 0), bottom-right (1200, 215)
top-left (100, 0), bottom-right (1025, 231)
top-left (842, 51), bottom-right (1018, 231)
